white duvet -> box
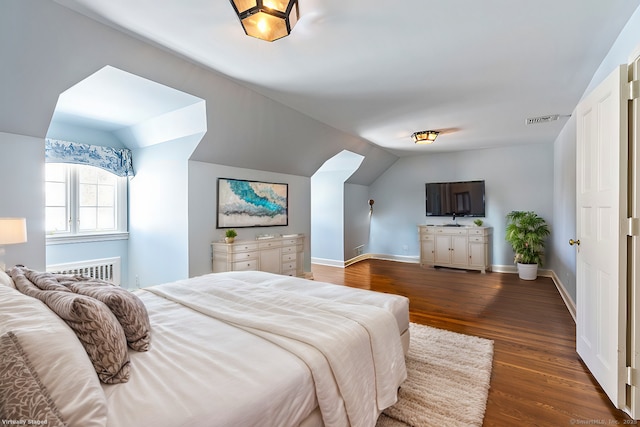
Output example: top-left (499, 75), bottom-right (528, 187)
top-left (101, 271), bottom-right (408, 427)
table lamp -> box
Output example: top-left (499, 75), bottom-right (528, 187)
top-left (0, 218), bottom-right (27, 271)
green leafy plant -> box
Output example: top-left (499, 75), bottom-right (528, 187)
top-left (225, 229), bottom-right (237, 238)
top-left (473, 219), bottom-right (483, 226)
top-left (505, 211), bottom-right (550, 266)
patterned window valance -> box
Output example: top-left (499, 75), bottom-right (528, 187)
top-left (45, 139), bottom-right (134, 177)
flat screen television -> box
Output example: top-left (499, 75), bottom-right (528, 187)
top-left (425, 180), bottom-right (485, 217)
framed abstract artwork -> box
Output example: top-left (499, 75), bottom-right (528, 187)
top-left (217, 178), bottom-right (289, 228)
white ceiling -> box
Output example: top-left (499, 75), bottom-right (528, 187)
top-left (51, 66), bottom-right (203, 134)
top-left (52, 0), bottom-right (639, 156)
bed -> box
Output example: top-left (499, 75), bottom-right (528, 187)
top-left (0, 268), bottom-right (409, 427)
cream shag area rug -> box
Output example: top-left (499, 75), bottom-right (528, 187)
top-left (376, 323), bottom-right (494, 427)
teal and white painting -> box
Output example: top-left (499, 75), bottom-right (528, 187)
top-left (217, 178), bottom-right (288, 228)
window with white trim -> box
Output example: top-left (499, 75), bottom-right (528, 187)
top-left (45, 163), bottom-right (128, 238)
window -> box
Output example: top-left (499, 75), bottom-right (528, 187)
top-left (46, 163), bottom-right (128, 241)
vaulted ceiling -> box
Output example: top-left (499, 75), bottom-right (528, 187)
top-left (53, 0), bottom-right (639, 157)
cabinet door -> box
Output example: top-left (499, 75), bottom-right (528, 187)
top-left (420, 237), bottom-right (435, 265)
top-left (259, 248), bottom-right (281, 274)
top-left (434, 235), bottom-right (453, 264)
top-left (469, 242), bottom-right (486, 269)
top-left (450, 235), bottom-right (469, 265)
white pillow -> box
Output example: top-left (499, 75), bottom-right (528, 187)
top-left (0, 269), bottom-right (15, 288)
top-left (0, 285), bottom-right (108, 427)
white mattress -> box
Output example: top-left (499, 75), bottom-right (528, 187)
top-left (101, 271), bottom-right (410, 427)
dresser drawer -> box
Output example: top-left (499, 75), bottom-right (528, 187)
top-left (468, 228), bottom-right (486, 236)
top-left (282, 261), bottom-right (296, 272)
top-left (259, 240), bottom-right (281, 249)
top-left (281, 245), bottom-right (296, 254)
top-left (421, 234), bottom-right (434, 241)
top-left (435, 228), bottom-right (467, 235)
top-left (233, 259), bottom-right (258, 271)
top-left (282, 238), bottom-right (299, 246)
top-left (469, 236), bottom-right (487, 243)
top-left (282, 253), bottom-right (296, 262)
top-left (419, 226), bottom-right (435, 234)
top-left (232, 243), bottom-right (259, 252)
top-left (232, 251), bottom-right (258, 262)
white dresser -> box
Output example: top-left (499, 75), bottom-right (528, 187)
top-left (212, 234), bottom-right (305, 277)
top-left (418, 225), bottom-right (492, 273)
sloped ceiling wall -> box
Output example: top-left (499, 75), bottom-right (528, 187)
top-left (0, 0), bottom-right (397, 185)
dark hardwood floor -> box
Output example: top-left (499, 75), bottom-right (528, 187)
top-left (311, 259), bottom-right (635, 427)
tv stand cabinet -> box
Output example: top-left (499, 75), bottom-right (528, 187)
top-left (418, 225), bottom-right (492, 273)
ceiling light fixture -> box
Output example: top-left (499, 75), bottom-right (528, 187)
top-left (411, 130), bottom-right (439, 144)
top-left (229, 0), bottom-right (299, 42)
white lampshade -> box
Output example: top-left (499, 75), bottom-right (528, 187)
top-left (0, 218), bottom-right (28, 245)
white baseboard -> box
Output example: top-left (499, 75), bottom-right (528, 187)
top-left (313, 254), bottom-right (420, 268)
top-left (310, 257), bottom-right (347, 268)
top-left (491, 264), bottom-right (553, 277)
top-left (367, 254), bottom-right (420, 264)
top-left (550, 270), bottom-right (576, 322)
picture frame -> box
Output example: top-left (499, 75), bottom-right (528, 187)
top-left (216, 178), bottom-right (288, 228)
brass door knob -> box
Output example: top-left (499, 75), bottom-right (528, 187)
top-left (569, 239), bottom-right (580, 246)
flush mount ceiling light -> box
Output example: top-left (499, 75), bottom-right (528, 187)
top-left (229, 0), bottom-right (299, 42)
top-left (411, 130), bottom-right (439, 144)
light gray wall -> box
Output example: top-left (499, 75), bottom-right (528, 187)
top-left (582, 8), bottom-right (640, 99)
top-left (344, 184), bottom-right (371, 261)
top-left (128, 134), bottom-right (202, 288)
top-left (0, 132), bottom-right (46, 270)
top-left (550, 7), bottom-right (640, 303)
top-left (368, 143), bottom-right (554, 267)
top-left (188, 161), bottom-right (311, 278)
top-left (549, 115), bottom-right (577, 299)
top-left (1, 0), bottom-right (397, 185)
top-left (310, 172), bottom-right (345, 263)
top-left (46, 123), bottom-right (126, 149)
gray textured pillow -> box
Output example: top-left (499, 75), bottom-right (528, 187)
top-left (11, 270), bottom-right (130, 384)
top-left (59, 276), bottom-right (151, 352)
top-left (45, 292), bottom-right (131, 383)
top-left (0, 285), bottom-right (108, 427)
top-left (0, 331), bottom-right (66, 426)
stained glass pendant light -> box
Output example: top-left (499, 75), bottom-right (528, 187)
top-left (229, 0), bottom-right (299, 42)
top-left (411, 130), bottom-right (439, 144)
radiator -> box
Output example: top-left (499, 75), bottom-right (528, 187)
top-left (47, 257), bottom-right (121, 286)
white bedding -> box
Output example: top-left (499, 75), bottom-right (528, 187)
top-left (101, 271), bottom-right (409, 427)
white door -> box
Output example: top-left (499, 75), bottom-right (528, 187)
top-left (575, 65), bottom-right (628, 408)
top-left (628, 49), bottom-right (640, 419)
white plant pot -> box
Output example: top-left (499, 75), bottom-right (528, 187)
top-left (517, 263), bottom-right (538, 280)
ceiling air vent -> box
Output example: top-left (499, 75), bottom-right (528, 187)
top-left (526, 115), bottom-right (560, 125)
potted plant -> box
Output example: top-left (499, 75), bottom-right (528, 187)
top-left (224, 229), bottom-right (237, 244)
top-left (473, 219), bottom-right (484, 227)
top-left (505, 211), bottom-right (550, 280)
